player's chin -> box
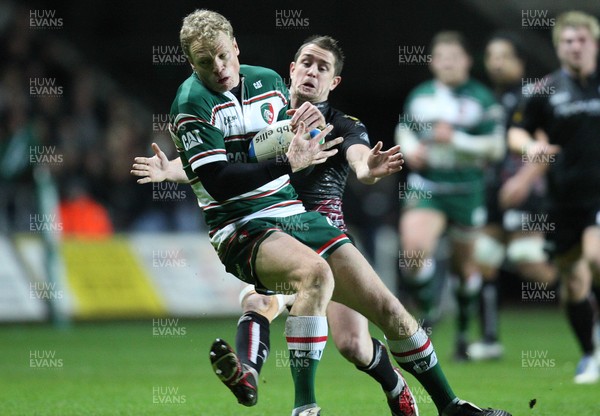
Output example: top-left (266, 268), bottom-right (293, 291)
top-left (296, 91), bottom-right (316, 103)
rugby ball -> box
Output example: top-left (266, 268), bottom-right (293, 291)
top-left (248, 119), bottom-right (322, 162)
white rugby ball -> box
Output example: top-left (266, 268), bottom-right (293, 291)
top-left (248, 119), bottom-right (322, 162)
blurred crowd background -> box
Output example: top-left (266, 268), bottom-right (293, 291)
top-left (0, 0), bottom-right (598, 308)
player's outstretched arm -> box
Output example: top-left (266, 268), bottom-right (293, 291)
top-left (507, 126), bottom-right (560, 159)
top-left (347, 142), bottom-right (404, 185)
top-left (286, 123), bottom-right (343, 172)
top-left (130, 143), bottom-right (189, 184)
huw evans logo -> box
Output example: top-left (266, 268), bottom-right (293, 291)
top-left (30, 10), bottom-right (63, 29)
top-left (398, 45), bottom-right (432, 65)
top-left (152, 45), bottom-right (187, 65)
top-left (30, 78), bottom-right (63, 97)
top-left (521, 10), bottom-right (555, 29)
top-left (275, 10), bottom-right (309, 29)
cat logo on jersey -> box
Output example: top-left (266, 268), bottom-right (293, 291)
top-left (261, 103), bottom-right (275, 124)
top-left (181, 129), bottom-right (204, 151)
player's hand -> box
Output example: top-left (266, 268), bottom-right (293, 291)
top-left (525, 141), bottom-right (561, 163)
top-left (131, 142), bottom-right (170, 184)
top-left (287, 102), bottom-right (326, 131)
top-left (405, 143), bottom-right (428, 170)
top-left (366, 142), bottom-right (404, 179)
top-left (286, 122), bottom-right (342, 172)
top-left (433, 121), bottom-right (454, 143)
top-left (499, 175), bottom-right (531, 209)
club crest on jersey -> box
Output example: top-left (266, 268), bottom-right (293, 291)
top-left (261, 103), bottom-right (275, 124)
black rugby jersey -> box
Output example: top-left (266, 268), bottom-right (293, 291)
top-left (291, 101), bottom-right (371, 231)
top-left (512, 69), bottom-right (600, 207)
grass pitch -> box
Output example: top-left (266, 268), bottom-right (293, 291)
top-left (1, 307), bottom-right (598, 415)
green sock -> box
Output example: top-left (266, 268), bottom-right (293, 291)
top-left (285, 316), bottom-right (328, 410)
top-left (388, 328), bottom-right (456, 413)
top-left (403, 259), bottom-right (439, 320)
top-left (289, 351), bottom-right (319, 407)
top-left (455, 275), bottom-right (482, 340)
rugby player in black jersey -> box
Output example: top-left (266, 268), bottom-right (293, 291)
top-left (230, 36), bottom-right (418, 416)
top-left (133, 32), bottom-right (512, 416)
top-left (469, 33), bottom-right (557, 361)
top-left (508, 11), bottom-right (600, 384)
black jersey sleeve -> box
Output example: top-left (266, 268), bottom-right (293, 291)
top-left (511, 81), bottom-right (549, 135)
top-left (194, 159), bottom-right (292, 202)
top-left (333, 112), bottom-right (371, 156)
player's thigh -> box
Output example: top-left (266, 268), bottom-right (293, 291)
top-left (327, 244), bottom-right (411, 332)
top-left (400, 208), bottom-right (446, 253)
top-left (255, 231), bottom-right (330, 293)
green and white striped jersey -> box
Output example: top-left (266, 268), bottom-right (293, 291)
top-left (398, 79), bottom-right (504, 194)
top-left (169, 65), bottom-right (305, 249)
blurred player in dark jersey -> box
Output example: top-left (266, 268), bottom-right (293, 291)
top-left (508, 11), bottom-right (600, 384)
top-left (469, 33), bottom-right (557, 361)
top-left (134, 32), bottom-right (512, 416)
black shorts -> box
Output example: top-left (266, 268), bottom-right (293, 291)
top-left (485, 182), bottom-right (547, 232)
top-left (545, 202), bottom-right (600, 257)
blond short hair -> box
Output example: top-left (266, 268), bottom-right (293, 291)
top-left (180, 9), bottom-right (234, 59)
top-left (553, 11), bottom-right (600, 47)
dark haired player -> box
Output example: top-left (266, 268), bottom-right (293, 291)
top-left (469, 32), bottom-right (556, 361)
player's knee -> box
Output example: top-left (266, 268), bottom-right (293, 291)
top-left (506, 237), bottom-right (547, 264)
top-left (242, 293), bottom-right (274, 315)
top-left (372, 296), bottom-right (411, 333)
top-left (474, 233), bottom-right (505, 269)
top-left (564, 260), bottom-right (592, 300)
top-left (296, 258), bottom-right (334, 298)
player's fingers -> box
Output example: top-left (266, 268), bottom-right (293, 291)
top-left (311, 158), bottom-right (327, 165)
top-left (312, 125), bottom-right (334, 144)
top-left (316, 149), bottom-right (338, 160)
top-left (134, 157), bottom-right (150, 164)
top-left (136, 176), bottom-right (151, 184)
top-left (385, 144), bottom-right (401, 155)
top-left (151, 142), bottom-right (167, 159)
top-left (321, 134), bottom-right (342, 149)
top-left (289, 106), bottom-right (306, 126)
top-left (131, 163), bottom-right (149, 171)
top-left (371, 141), bottom-right (383, 153)
top-left (130, 168), bottom-right (150, 177)
top-left (302, 113), bottom-right (322, 130)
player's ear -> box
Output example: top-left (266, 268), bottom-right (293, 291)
top-left (232, 37), bottom-right (240, 56)
top-left (330, 75), bottom-right (342, 91)
top-left (290, 61), bottom-right (296, 75)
